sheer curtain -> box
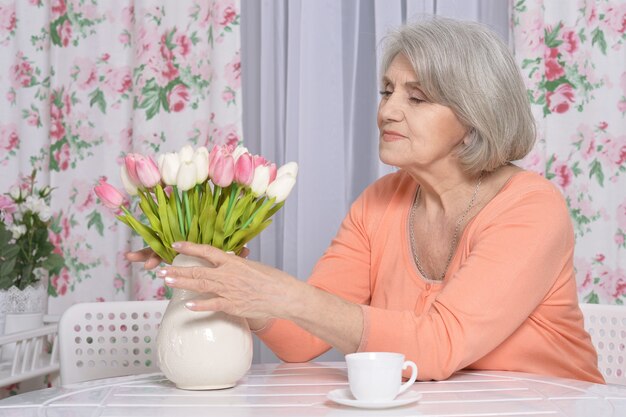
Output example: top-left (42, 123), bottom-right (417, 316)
top-left (240, 0), bottom-right (508, 363)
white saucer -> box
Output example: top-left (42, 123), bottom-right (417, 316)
top-left (326, 388), bottom-right (421, 409)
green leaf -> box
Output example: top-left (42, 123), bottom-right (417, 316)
top-left (87, 210), bottom-right (104, 236)
top-left (263, 201), bottom-right (285, 222)
top-left (138, 190), bottom-right (163, 236)
top-left (155, 185), bottom-right (173, 246)
top-left (584, 292), bottom-right (599, 304)
top-left (228, 219), bottom-right (273, 253)
top-left (42, 253), bottom-right (65, 276)
top-left (589, 159), bottom-right (604, 186)
top-left (224, 192), bottom-right (254, 238)
top-left (167, 192), bottom-right (184, 242)
top-left (521, 58), bottom-right (540, 69)
top-left (0, 256), bottom-right (17, 278)
top-left (49, 15), bottom-right (68, 47)
top-left (119, 211), bottom-right (174, 264)
top-left (48, 283), bottom-right (58, 297)
top-left (211, 194), bottom-right (230, 249)
top-left (88, 88), bottom-right (106, 113)
top-left (249, 198), bottom-right (276, 230)
top-left (544, 24), bottom-right (563, 48)
top-left (544, 77), bottom-right (572, 93)
top-left (199, 198), bottom-right (217, 245)
top-left (138, 80), bottom-right (162, 120)
top-left (187, 214), bottom-right (200, 243)
top-left (160, 87), bottom-right (170, 113)
top-left (591, 27), bottom-right (607, 55)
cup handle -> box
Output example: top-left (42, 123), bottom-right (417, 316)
top-left (398, 360), bottom-right (418, 395)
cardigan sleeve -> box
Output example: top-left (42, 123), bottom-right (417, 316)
top-left (255, 188), bottom-right (374, 362)
top-left (358, 187), bottom-right (574, 380)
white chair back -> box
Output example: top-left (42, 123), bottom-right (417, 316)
top-left (58, 300), bottom-right (168, 386)
top-left (579, 302), bottom-right (626, 385)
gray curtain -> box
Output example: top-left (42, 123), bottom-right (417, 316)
top-left (241, 0), bottom-right (509, 363)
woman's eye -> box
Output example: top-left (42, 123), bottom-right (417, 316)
top-left (378, 90), bottom-right (392, 97)
top-left (409, 97), bottom-right (424, 103)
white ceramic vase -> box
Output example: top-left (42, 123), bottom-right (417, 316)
top-left (156, 254), bottom-right (253, 390)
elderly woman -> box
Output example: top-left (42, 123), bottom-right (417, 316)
top-left (129, 17), bottom-right (604, 383)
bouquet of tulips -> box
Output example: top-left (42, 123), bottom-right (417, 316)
top-left (94, 144), bottom-right (297, 264)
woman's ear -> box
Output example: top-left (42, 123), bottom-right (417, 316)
top-left (463, 128), bottom-right (475, 146)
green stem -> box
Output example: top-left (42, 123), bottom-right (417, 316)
top-left (224, 184), bottom-right (239, 227)
top-left (183, 191), bottom-right (192, 235)
top-left (143, 189), bottom-right (159, 214)
top-left (212, 185), bottom-right (221, 208)
top-left (173, 186), bottom-right (186, 237)
top-left (241, 198), bottom-right (270, 230)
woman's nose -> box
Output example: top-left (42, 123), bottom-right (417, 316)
top-left (378, 96), bottom-right (403, 122)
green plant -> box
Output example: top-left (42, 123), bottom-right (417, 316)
top-left (0, 171), bottom-right (65, 290)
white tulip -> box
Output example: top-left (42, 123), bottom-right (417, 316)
top-left (178, 145), bottom-right (195, 163)
top-left (250, 165), bottom-right (270, 197)
top-left (159, 152), bottom-right (181, 186)
top-left (232, 145), bottom-right (249, 162)
top-left (276, 162), bottom-right (298, 179)
top-left (120, 165), bottom-right (138, 195)
top-left (266, 175), bottom-right (296, 203)
top-left (177, 160), bottom-right (197, 191)
top-left (193, 146), bottom-right (210, 184)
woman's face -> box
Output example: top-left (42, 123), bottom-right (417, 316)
top-left (377, 54), bottom-right (468, 171)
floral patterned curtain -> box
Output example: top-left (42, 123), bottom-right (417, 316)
top-left (0, 0), bottom-right (241, 396)
top-left (512, 0), bottom-right (626, 304)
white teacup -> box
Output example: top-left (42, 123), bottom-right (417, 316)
top-left (345, 352), bottom-right (418, 402)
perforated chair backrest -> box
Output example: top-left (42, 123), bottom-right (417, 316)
top-left (58, 300), bottom-right (168, 385)
top-left (579, 303), bottom-right (626, 385)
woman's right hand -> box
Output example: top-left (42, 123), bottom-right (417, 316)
top-left (127, 245), bottom-right (267, 329)
top-left (125, 246), bottom-right (253, 272)
top-left (125, 248), bottom-right (163, 270)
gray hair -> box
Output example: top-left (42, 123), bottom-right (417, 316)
top-left (380, 17), bottom-right (535, 175)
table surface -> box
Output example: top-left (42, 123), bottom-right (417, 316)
top-left (1, 361), bottom-right (625, 416)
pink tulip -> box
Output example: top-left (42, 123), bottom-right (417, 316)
top-left (252, 155), bottom-right (277, 182)
top-left (207, 144), bottom-right (220, 179)
top-left (124, 153), bottom-right (142, 186)
top-left (94, 179), bottom-right (125, 209)
top-left (268, 162), bottom-right (277, 183)
top-left (136, 155), bottom-right (161, 188)
top-left (210, 148), bottom-right (235, 187)
top-left (234, 152), bottom-right (254, 186)
top-left (253, 155), bottom-right (268, 168)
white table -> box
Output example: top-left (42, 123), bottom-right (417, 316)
top-left (0, 362), bottom-right (625, 416)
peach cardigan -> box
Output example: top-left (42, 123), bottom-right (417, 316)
top-left (257, 171), bottom-right (604, 383)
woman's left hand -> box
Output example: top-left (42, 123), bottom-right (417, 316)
top-left (156, 241), bottom-right (301, 321)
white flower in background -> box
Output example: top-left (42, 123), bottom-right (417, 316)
top-left (9, 224), bottom-right (26, 239)
top-left (24, 195), bottom-right (44, 213)
top-left (158, 152), bottom-right (181, 186)
top-left (232, 145), bottom-right (249, 161)
top-left (193, 147), bottom-right (210, 184)
top-left (9, 186), bottom-right (21, 200)
top-left (38, 205), bottom-right (52, 222)
top-left (120, 165), bottom-right (138, 195)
